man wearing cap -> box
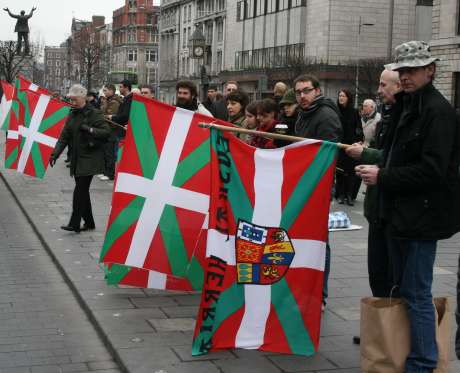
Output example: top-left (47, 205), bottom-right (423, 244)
top-left (356, 41), bottom-right (460, 372)
top-left (50, 84), bottom-right (111, 233)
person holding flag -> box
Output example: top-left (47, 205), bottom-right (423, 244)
top-left (49, 84), bottom-right (111, 233)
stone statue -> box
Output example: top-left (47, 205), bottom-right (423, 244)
top-left (3, 6), bottom-right (37, 55)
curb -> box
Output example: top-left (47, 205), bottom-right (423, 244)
top-left (0, 171), bottom-right (129, 373)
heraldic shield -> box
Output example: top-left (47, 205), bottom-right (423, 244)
top-left (236, 220), bottom-right (295, 285)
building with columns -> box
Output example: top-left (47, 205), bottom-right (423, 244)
top-left (159, 0), bottom-right (226, 104)
top-left (430, 0), bottom-right (460, 109)
top-left (112, 0), bottom-right (160, 89)
top-left (221, 0), bottom-right (433, 100)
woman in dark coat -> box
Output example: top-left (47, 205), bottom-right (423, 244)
top-left (335, 89), bottom-right (363, 206)
top-left (50, 84), bottom-right (111, 233)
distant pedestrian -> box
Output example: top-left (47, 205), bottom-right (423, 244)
top-left (139, 84), bottom-right (155, 99)
top-left (335, 89), bottom-right (363, 206)
top-left (49, 84), bottom-right (111, 233)
top-left (273, 81), bottom-right (288, 106)
top-left (224, 81), bottom-right (238, 96)
top-left (108, 80), bottom-right (133, 138)
top-left (360, 99), bottom-right (380, 147)
top-left (241, 101), bottom-right (259, 144)
top-left (99, 84), bottom-right (122, 181)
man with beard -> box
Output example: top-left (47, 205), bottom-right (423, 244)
top-left (175, 80), bottom-right (213, 117)
top-left (293, 74), bottom-right (342, 311)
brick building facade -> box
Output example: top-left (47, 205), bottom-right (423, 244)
top-left (112, 0), bottom-right (160, 89)
top-left (44, 46), bottom-right (67, 94)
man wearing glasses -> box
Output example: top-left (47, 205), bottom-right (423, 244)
top-left (293, 74), bottom-right (342, 311)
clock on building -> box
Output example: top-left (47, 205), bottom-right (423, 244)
top-left (193, 46), bottom-right (204, 58)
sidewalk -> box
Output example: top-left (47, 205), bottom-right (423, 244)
top-left (1, 136), bottom-right (459, 373)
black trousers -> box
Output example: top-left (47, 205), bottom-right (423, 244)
top-left (69, 175), bottom-right (95, 229)
top-left (367, 223), bottom-right (392, 297)
top-left (103, 139), bottom-right (117, 179)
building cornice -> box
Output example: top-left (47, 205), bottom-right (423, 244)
top-left (431, 37), bottom-right (460, 47)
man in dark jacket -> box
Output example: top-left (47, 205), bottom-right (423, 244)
top-left (357, 41), bottom-right (460, 372)
top-left (293, 74), bottom-right (343, 310)
top-left (346, 69), bottom-right (401, 299)
top-left (50, 84), bottom-right (111, 233)
top-left (108, 80), bottom-right (133, 137)
top-left (294, 74), bottom-right (342, 142)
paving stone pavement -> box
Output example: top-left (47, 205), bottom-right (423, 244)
top-left (1, 135), bottom-right (459, 373)
top-left (0, 177), bottom-right (121, 373)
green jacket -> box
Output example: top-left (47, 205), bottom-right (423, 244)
top-left (360, 147), bottom-right (383, 223)
top-left (52, 104), bottom-right (111, 177)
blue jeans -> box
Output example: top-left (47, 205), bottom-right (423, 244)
top-left (322, 241), bottom-right (331, 303)
top-left (387, 229), bottom-right (438, 372)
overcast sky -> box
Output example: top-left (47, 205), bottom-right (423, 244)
top-left (0, 0), bottom-right (160, 46)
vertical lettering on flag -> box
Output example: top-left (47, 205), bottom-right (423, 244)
top-left (235, 149), bottom-right (284, 349)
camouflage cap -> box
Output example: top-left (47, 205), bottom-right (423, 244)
top-left (385, 40), bottom-right (439, 71)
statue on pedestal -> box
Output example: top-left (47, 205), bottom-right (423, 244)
top-left (3, 7), bottom-right (37, 55)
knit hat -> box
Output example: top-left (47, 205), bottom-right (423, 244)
top-left (385, 40), bottom-right (439, 71)
top-left (279, 89), bottom-right (297, 105)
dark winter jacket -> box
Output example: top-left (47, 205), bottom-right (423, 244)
top-left (112, 93), bottom-right (133, 137)
top-left (337, 103), bottom-right (363, 174)
top-left (361, 104), bottom-right (392, 223)
top-left (294, 95), bottom-right (343, 142)
top-left (51, 104), bottom-right (111, 177)
top-left (377, 83), bottom-right (460, 240)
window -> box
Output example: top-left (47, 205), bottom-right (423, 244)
top-left (267, 0), bottom-right (277, 13)
top-left (216, 50), bottom-right (223, 72)
top-left (454, 72), bottom-right (460, 109)
top-left (128, 29), bottom-right (136, 42)
top-left (188, 5), bottom-right (192, 21)
top-left (145, 49), bottom-right (158, 62)
top-left (128, 49), bottom-right (137, 62)
top-left (187, 26), bottom-right (191, 46)
top-left (234, 43), bottom-right (304, 69)
top-left (255, 0), bottom-right (265, 16)
top-left (205, 22), bottom-right (213, 45)
top-left (183, 28), bottom-right (187, 47)
top-left (217, 19), bottom-right (223, 42)
top-left (56, 60), bottom-right (60, 67)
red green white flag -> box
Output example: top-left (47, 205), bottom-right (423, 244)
top-left (0, 81), bottom-right (14, 131)
top-left (100, 96), bottom-right (217, 291)
top-left (192, 128), bottom-right (338, 356)
top-left (5, 87), bottom-right (70, 178)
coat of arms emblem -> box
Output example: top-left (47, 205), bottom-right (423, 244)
top-left (236, 220), bottom-right (295, 285)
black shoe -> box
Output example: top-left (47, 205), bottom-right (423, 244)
top-left (66, 164), bottom-right (70, 168)
top-left (81, 224), bottom-right (95, 232)
top-left (60, 225), bottom-right (80, 233)
top-left (338, 197), bottom-right (345, 204)
top-left (64, 158), bottom-right (70, 163)
top-left (346, 198), bottom-right (354, 206)
top-left (353, 336), bottom-right (360, 345)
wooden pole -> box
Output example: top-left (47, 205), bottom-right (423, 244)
top-left (198, 122), bottom-right (350, 149)
top-left (105, 118), bottom-right (126, 131)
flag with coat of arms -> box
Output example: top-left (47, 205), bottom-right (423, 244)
top-left (192, 128), bottom-right (338, 356)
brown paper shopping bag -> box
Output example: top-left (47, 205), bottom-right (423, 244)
top-left (360, 297), bottom-right (451, 373)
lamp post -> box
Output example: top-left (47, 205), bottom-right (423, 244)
top-left (189, 25), bottom-right (208, 102)
top-left (355, 16), bottom-right (375, 108)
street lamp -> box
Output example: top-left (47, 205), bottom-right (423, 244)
top-left (355, 16), bottom-right (375, 108)
top-left (189, 25), bottom-right (208, 101)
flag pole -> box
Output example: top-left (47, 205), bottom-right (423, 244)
top-left (105, 118), bottom-right (126, 130)
top-left (198, 122), bottom-right (350, 149)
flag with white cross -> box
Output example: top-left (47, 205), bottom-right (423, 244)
top-left (5, 85), bottom-right (70, 178)
top-left (100, 96), bottom-right (216, 289)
